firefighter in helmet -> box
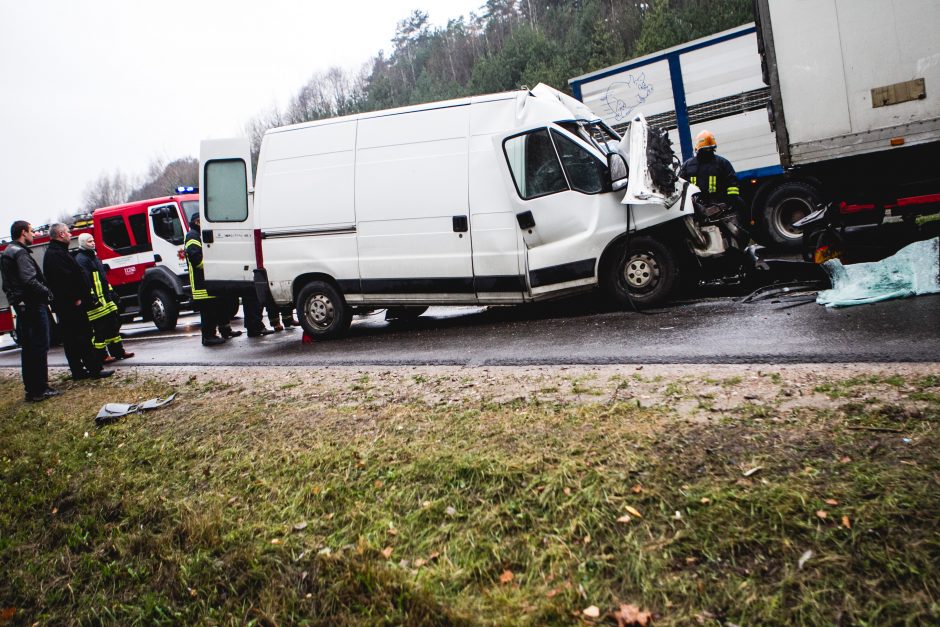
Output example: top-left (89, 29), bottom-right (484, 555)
top-left (679, 130), bottom-right (744, 213)
top-left (679, 130), bottom-right (748, 245)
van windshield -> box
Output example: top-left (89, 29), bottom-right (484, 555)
top-left (558, 121), bottom-right (621, 156)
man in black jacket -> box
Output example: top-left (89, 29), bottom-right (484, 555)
top-left (42, 223), bottom-right (112, 380)
top-left (1, 220), bottom-right (59, 401)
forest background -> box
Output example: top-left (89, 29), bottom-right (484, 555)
top-left (78, 0), bottom-right (751, 217)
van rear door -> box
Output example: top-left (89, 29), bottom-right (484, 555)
top-left (199, 138), bottom-right (256, 286)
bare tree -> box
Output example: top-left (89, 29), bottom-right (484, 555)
top-left (82, 170), bottom-right (132, 212)
top-left (128, 157), bottom-right (198, 201)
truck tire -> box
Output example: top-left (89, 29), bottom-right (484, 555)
top-left (297, 280), bottom-right (352, 339)
top-left (762, 181), bottom-right (820, 248)
top-left (148, 288), bottom-right (179, 331)
top-left (385, 306), bottom-right (429, 321)
top-left (603, 235), bottom-right (679, 309)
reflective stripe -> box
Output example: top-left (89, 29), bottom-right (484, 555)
top-left (186, 240), bottom-right (204, 269)
top-left (86, 272), bottom-right (118, 320)
top-left (708, 176), bottom-right (717, 193)
top-left (185, 237), bottom-right (213, 299)
top-left (727, 186), bottom-right (740, 196)
top-left (690, 176), bottom-right (697, 186)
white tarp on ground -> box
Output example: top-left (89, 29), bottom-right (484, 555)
top-left (817, 237), bottom-right (940, 307)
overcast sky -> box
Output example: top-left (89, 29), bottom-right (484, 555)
top-left (0, 0), bottom-right (483, 233)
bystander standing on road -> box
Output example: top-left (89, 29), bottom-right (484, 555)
top-left (43, 223), bottom-right (113, 380)
top-left (185, 214), bottom-right (242, 346)
top-left (0, 220), bottom-right (59, 401)
top-left (74, 233), bottom-right (134, 362)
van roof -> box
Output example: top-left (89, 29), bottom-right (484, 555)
top-left (265, 83), bottom-right (598, 136)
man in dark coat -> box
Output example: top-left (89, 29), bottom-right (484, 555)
top-left (0, 220), bottom-right (59, 401)
top-left (42, 223), bottom-right (112, 380)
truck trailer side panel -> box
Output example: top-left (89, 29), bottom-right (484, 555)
top-left (762, 0), bottom-right (940, 165)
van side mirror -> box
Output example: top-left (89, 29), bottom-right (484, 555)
top-left (608, 153), bottom-right (629, 191)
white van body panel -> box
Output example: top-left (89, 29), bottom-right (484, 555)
top-left (200, 84), bottom-right (687, 309)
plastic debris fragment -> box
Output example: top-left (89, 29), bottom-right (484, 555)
top-left (95, 393), bottom-right (176, 426)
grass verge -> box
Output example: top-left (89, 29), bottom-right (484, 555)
top-left (1, 366), bottom-right (938, 625)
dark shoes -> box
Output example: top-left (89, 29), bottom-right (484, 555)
top-left (248, 328), bottom-right (275, 337)
top-left (72, 370), bottom-right (114, 380)
top-left (220, 328), bottom-right (243, 339)
top-left (25, 388), bottom-right (61, 402)
top-left (202, 336), bottom-right (226, 346)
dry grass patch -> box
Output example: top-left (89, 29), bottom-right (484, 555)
top-left (1, 364), bottom-right (938, 625)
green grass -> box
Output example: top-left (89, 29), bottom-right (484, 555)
top-left (1, 369), bottom-right (938, 625)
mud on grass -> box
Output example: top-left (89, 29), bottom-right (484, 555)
top-left (1, 364), bottom-right (938, 625)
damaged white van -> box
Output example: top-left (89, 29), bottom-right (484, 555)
top-left (199, 84), bottom-right (697, 338)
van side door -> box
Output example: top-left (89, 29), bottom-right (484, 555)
top-left (199, 138), bottom-right (256, 287)
top-left (498, 124), bottom-right (611, 295)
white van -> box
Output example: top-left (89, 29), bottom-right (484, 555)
top-left (199, 84), bottom-right (695, 338)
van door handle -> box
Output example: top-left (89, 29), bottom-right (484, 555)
top-left (452, 215), bottom-right (468, 233)
top-left (203, 229), bottom-right (214, 244)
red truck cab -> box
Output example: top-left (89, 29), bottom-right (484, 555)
top-left (92, 190), bottom-right (199, 330)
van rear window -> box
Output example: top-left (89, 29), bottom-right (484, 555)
top-left (205, 159), bottom-right (248, 222)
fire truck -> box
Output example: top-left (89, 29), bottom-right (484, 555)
top-left (1, 189), bottom-right (200, 340)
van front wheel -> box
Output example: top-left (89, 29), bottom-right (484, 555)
top-left (603, 235), bottom-right (678, 309)
top-left (297, 281), bottom-right (352, 339)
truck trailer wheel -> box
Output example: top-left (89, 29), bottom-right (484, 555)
top-left (148, 288), bottom-right (179, 331)
top-left (603, 235), bottom-right (678, 309)
top-left (762, 182), bottom-right (820, 248)
top-left (297, 280), bottom-right (352, 339)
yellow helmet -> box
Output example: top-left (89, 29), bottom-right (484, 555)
top-left (694, 130), bottom-right (717, 152)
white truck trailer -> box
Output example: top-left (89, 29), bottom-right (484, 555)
top-left (570, 0), bottom-right (940, 248)
top-left (569, 24), bottom-right (795, 244)
top-left (198, 84), bottom-right (711, 339)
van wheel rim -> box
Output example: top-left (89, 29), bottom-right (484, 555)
top-left (306, 294), bottom-right (335, 330)
top-left (624, 253), bottom-right (659, 290)
top-left (774, 198), bottom-right (812, 240)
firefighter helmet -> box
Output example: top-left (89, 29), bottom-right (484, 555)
top-left (694, 130), bottom-right (717, 152)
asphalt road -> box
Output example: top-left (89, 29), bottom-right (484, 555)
top-left (2, 291), bottom-right (938, 367)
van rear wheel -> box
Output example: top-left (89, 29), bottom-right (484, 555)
top-left (297, 281), bottom-right (352, 339)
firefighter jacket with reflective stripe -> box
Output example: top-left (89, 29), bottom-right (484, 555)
top-left (184, 228), bottom-right (213, 300)
top-left (75, 249), bottom-right (119, 321)
top-left (678, 150), bottom-right (740, 202)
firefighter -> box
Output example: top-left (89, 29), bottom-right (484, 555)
top-left (185, 214), bottom-right (241, 346)
top-left (679, 130), bottom-right (744, 213)
top-left (74, 233), bottom-right (134, 361)
top-left (679, 130), bottom-right (748, 245)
